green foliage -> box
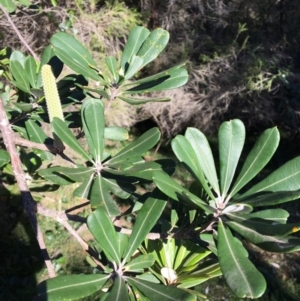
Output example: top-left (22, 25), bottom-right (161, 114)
top-left (1, 11), bottom-right (300, 300)
top-left (50, 27), bottom-right (188, 101)
top-left (153, 119), bottom-right (300, 298)
top-left (37, 274), bottom-right (110, 301)
top-left (0, 149), bottom-right (10, 167)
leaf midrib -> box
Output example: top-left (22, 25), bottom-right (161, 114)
top-left (221, 223), bottom-right (253, 296)
top-left (40, 276), bottom-right (108, 295)
top-left (230, 128), bottom-right (275, 196)
top-left (188, 130), bottom-right (220, 195)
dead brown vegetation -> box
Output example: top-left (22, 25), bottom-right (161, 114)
top-left (134, 0), bottom-right (300, 138)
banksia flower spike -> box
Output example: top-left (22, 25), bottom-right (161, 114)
top-left (41, 64), bottom-right (65, 153)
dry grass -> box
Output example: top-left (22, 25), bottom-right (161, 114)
top-left (136, 0), bottom-right (300, 138)
top-left (0, 5), bottom-right (69, 54)
top-left (2, 0), bottom-right (300, 139)
top-left (136, 87), bottom-right (198, 139)
top-left (71, 1), bottom-right (142, 70)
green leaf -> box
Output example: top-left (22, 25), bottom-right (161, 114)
top-left (16, 0), bottom-right (31, 6)
top-left (89, 175), bottom-right (119, 216)
top-left (126, 277), bottom-right (194, 301)
top-left (160, 239), bottom-right (176, 269)
top-left (121, 160), bottom-right (175, 181)
top-left (152, 171), bottom-right (215, 213)
top-left (171, 209), bottom-right (179, 228)
top-left (222, 203), bottom-right (253, 215)
top-left (136, 273), bottom-right (161, 284)
top-left (40, 45), bottom-right (56, 66)
top-left (173, 241), bottom-right (191, 270)
top-left (137, 28), bottom-right (169, 68)
top-left (0, 0), bottom-right (16, 12)
top-left (185, 128), bottom-right (220, 197)
top-left (107, 128), bottom-right (160, 165)
top-left (10, 50), bottom-right (26, 67)
top-left (226, 220), bottom-right (300, 252)
top-left (105, 126), bottom-right (128, 141)
top-left (124, 55), bottom-right (144, 80)
top-left (236, 190), bottom-right (300, 207)
top-left (115, 232), bottom-right (129, 259)
top-left (105, 56), bottom-right (119, 82)
top-left (0, 149), bottom-right (10, 167)
top-left (219, 119), bottom-right (245, 198)
top-left (145, 239), bottom-right (165, 269)
top-left (82, 98), bottom-right (105, 163)
top-left (105, 156), bottom-right (145, 172)
top-left (12, 125), bottom-right (28, 139)
top-left (240, 156), bottom-right (300, 197)
top-left (227, 214), bottom-right (300, 236)
top-left (10, 59), bottom-right (30, 93)
top-left (228, 208), bottom-right (289, 224)
top-left (25, 120), bottom-right (55, 161)
top-left (39, 167), bottom-right (75, 185)
top-left (51, 166), bottom-right (94, 182)
top-left (118, 95), bottom-right (170, 105)
top-left (181, 262), bottom-right (221, 278)
top-left (52, 117), bottom-right (92, 162)
top-left (106, 276), bottom-right (129, 301)
top-left (257, 237), bottom-right (300, 253)
top-left (230, 127), bottom-right (280, 197)
top-left (80, 86), bottom-right (110, 99)
top-left (24, 56), bottom-right (37, 88)
top-left (103, 176), bottom-right (133, 199)
top-left (50, 32), bottom-right (101, 81)
top-left (120, 26), bottom-right (150, 72)
top-left (87, 208), bottom-right (121, 265)
top-left (122, 189), bottom-right (167, 264)
top-left (122, 63), bottom-right (186, 87)
top-left (11, 79), bottom-right (30, 94)
top-left (245, 209), bottom-right (289, 223)
top-left (177, 263), bottom-right (221, 288)
top-left (37, 274), bottom-right (109, 301)
top-left (178, 240), bottom-right (211, 271)
top-left (124, 254), bottom-right (155, 273)
top-left (125, 68), bottom-right (188, 93)
top-left (199, 233), bottom-right (218, 255)
top-left (24, 153), bottom-right (45, 174)
top-left (73, 174), bottom-right (94, 198)
top-left (14, 102), bottom-right (33, 112)
top-left (37, 46), bottom-right (58, 87)
top-left (171, 135), bottom-right (215, 200)
top-left (217, 219), bottom-right (266, 298)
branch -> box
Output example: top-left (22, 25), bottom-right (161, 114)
top-left (104, 86), bottom-right (118, 114)
top-left (14, 134), bottom-right (56, 152)
top-left (37, 204), bottom-right (107, 271)
top-left (14, 134), bottom-right (77, 166)
top-left (0, 4), bottom-right (39, 62)
top-left (0, 97), bottom-right (55, 277)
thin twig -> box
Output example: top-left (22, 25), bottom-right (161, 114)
top-left (0, 4), bottom-right (39, 62)
top-left (14, 134), bottom-right (56, 152)
top-left (0, 97), bottom-right (56, 277)
top-left (104, 86), bottom-right (118, 114)
top-left (37, 204), bottom-right (107, 270)
top-left (14, 134), bottom-right (77, 167)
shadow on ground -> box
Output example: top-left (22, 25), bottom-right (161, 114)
top-left (0, 195), bottom-right (44, 301)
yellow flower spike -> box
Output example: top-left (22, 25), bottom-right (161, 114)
top-left (41, 64), bottom-right (65, 153)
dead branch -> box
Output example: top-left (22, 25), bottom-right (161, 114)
top-left (0, 4), bottom-right (39, 62)
top-left (0, 97), bottom-right (56, 277)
